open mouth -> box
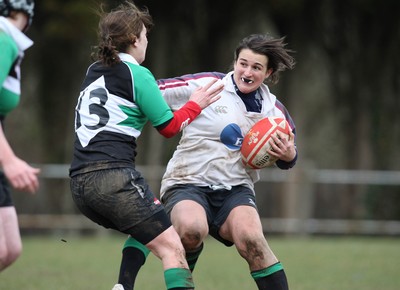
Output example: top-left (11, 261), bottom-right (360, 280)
top-left (241, 77), bottom-right (254, 84)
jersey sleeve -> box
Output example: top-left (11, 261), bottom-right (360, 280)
top-left (157, 72), bottom-right (225, 111)
top-left (132, 66), bottom-right (174, 127)
top-left (0, 32), bottom-right (18, 87)
top-left (157, 101), bottom-right (201, 138)
top-left (274, 99), bottom-right (298, 169)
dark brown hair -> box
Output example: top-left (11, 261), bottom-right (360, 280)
top-left (234, 34), bottom-right (295, 84)
top-left (93, 1), bottom-right (153, 66)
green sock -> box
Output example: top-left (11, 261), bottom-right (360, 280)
top-left (251, 262), bottom-right (283, 279)
top-left (164, 268), bottom-right (194, 290)
top-left (117, 237), bottom-right (150, 290)
top-left (123, 236), bottom-right (151, 256)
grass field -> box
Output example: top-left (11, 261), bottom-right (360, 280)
top-left (1, 233), bottom-right (399, 290)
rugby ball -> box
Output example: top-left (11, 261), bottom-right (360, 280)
top-left (241, 117), bottom-right (291, 169)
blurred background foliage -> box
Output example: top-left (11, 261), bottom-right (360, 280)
top-left (5, 0), bottom-right (400, 222)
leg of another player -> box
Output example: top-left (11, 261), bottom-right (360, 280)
top-left (219, 206), bottom-right (289, 290)
top-left (170, 200), bottom-right (209, 272)
top-left (0, 206), bottom-right (22, 271)
top-left (146, 225), bottom-right (194, 290)
top-left (116, 200), bottom-right (207, 289)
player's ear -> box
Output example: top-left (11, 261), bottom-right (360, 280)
top-left (265, 68), bottom-right (273, 79)
top-left (130, 34), bottom-right (137, 45)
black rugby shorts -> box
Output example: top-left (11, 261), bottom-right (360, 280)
top-left (70, 167), bottom-right (171, 244)
top-left (162, 184), bottom-right (257, 246)
top-left (0, 171), bottom-right (13, 207)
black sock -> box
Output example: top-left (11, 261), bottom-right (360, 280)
top-left (118, 237), bottom-right (150, 290)
top-left (254, 269), bottom-right (289, 290)
top-left (185, 243), bottom-right (204, 272)
top-left (251, 262), bottom-right (289, 290)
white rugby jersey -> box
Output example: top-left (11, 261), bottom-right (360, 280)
top-left (157, 72), bottom-right (296, 197)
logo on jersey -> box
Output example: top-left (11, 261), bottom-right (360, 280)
top-left (214, 105), bottom-right (228, 114)
top-left (220, 123), bottom-right (243, 150)
top-left (248, 198), bottom-right (256, 206)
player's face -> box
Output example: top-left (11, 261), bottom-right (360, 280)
top-left (233, 48), bottom-right (272, 94)
top-left (134, 25), bottom-right (148, 64)
top-left (8, 11), bottom-right (29, 31)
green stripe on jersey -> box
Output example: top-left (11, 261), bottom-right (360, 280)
top-left (0, 30), bottom-right (19, 115)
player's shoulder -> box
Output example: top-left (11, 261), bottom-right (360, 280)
top-left (123, 62), bottom-right (156, 84)
top-left (123, 61), bottom-right (150, 75)
top-left (0, 30), bottom-right (18, 55)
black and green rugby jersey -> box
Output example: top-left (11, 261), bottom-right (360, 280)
top-left (70, 53), bottom-right (173, 175)
top-left (0, 30), bottom-right (19, 116)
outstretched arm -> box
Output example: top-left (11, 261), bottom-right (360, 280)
top-left (157, 79), bottom-right (223, 138)
top-left (157, 72), bottom-right (225, 111)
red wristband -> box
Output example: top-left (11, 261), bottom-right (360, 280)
top-left (159, 101), bottom-right (201, 138)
